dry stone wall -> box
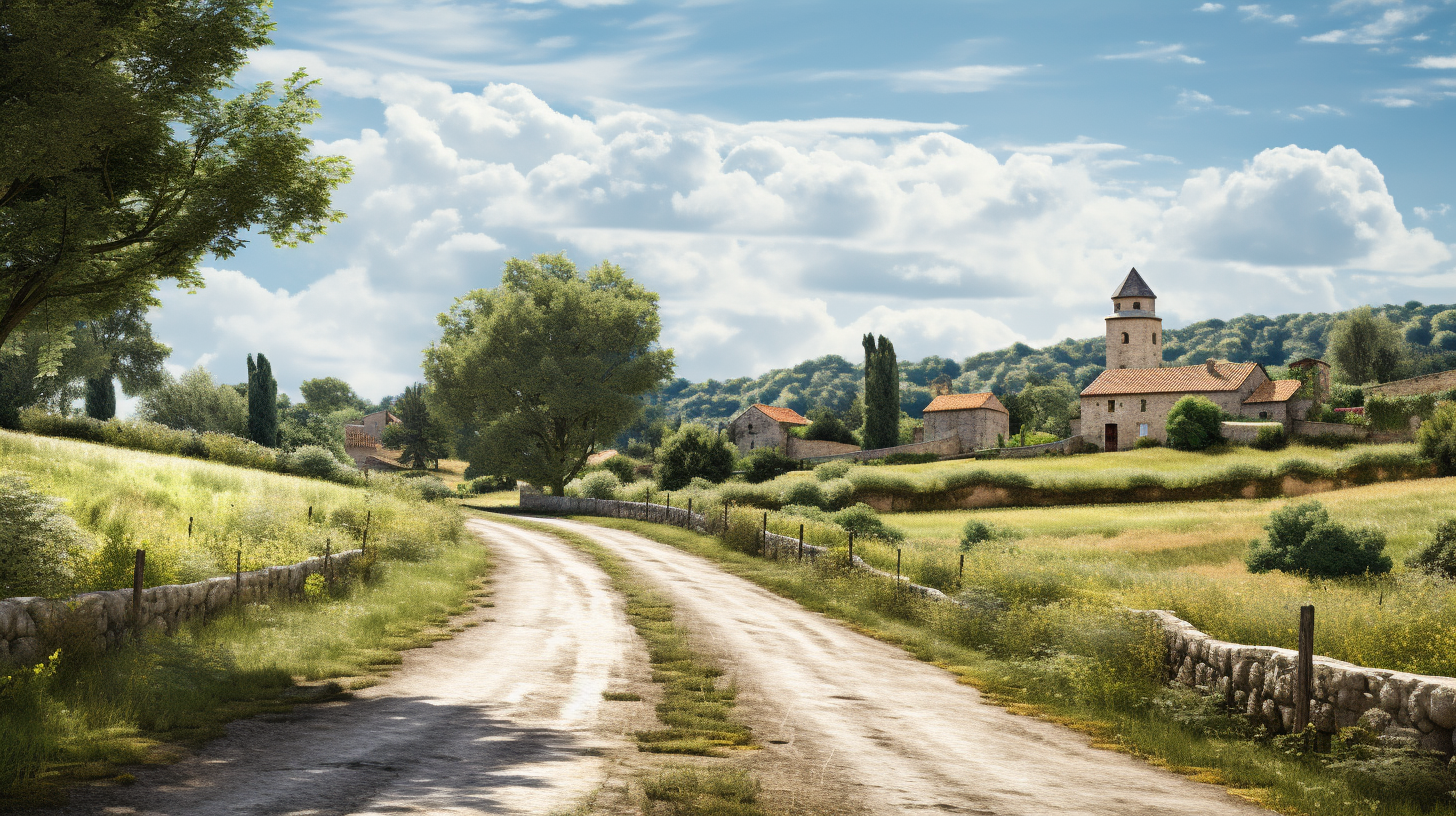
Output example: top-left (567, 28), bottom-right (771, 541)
top-left (521, 490), bottom-right (1456, 754)
top-left (0, 550), bottom-right (361, 667)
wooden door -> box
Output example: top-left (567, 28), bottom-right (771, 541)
top-left (1104, 423), bottom-right (1118, 452)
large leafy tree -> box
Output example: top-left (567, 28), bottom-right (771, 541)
top-left (382, 383), bottom-right (449, 469)
top-left (299, 376), bottom-right (367, 413)
top-left (861, 333), bottom-right (898, 449)
top-left (137, 366), bottom-right (246, 434)
top-left (426, 253), bottom-right (675, 495)
top-left (1328, 306), bottom-right (1407, 385)
top-left (0, 0), bottom-right (351, 349)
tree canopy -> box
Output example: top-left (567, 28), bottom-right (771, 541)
top-left (861, 334), bottom-right (898, 450)
top-left (1328, 306), bottom-right (1406, 385)
top-left (0, 0), bottom-right (351, 351)
top-left (300, 376), bottom-right (368, 413)
top-left (137, 366), bottom-right (246, 434)
top-left (425, 253), bottom-right (674, 495)
top-left (382, 383), bottom-right (449, 469)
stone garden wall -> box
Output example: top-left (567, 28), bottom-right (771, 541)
top-left (521, 489), bottom-right (1456, 753)
top-left (0, 549), bottom-right (362, 667)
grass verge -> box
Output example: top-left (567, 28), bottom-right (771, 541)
top-left (0, 537), bottom-right (491, 809)
top-left (571, 515), bottom-right (1456, 816)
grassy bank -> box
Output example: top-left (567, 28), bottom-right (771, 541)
top-left (572, 516), bottom-right (1456, 816)
top-left (0, 537), bottom-right (491, 806)
top-left (0, 430), bottom-right (462, 592)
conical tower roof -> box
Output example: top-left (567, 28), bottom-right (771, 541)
top-left (1112, 268), bottom-right (1156, 299)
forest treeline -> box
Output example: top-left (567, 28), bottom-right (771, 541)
top-left (645, 300), bottom-right (1456, 429)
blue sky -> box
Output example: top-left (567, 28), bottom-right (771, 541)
top-left (147, 0), bottom-right (1456, 401)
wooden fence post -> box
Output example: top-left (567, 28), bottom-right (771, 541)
top-left (308, 505), bottom-right (313, 522)
top-left (187, 516), bottom-right (193, 537)
top-left (1296, 605), bottom-right (1315, 732)
top-left (896, 548), bottom-right (902, 583)
top-left (131, 549), bottom-right (145, 639)
top-left (362, 509), bottom-right (372, 554)
top-left (958, 553), bottom-right (965, 584)
top-left (798, 524), bottom-right (804, 561)
top-left (687, 498), bottom-right (693, 519)
top-left (235, 550), bottom-right (242, 603)
top-left (848, 531), bottom-right (854, 565)
top-left (325, 539), bottom-right (332, 588)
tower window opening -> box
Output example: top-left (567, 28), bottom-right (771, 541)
top-left (1116, 301), bottom-right (1122, 310)
top-left (1107, 400), bottom-right (1115, 413)
top-left (1140, 399), bottom-right (1147, 412)
top-left (1121, 332), bottom-right (1129, 344)
top-left (1133, 301), bottom-right (1141, 310)
top-left (1153, 333), bottom-right (1158, 344)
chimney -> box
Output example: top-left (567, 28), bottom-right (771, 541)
top-left (1205, 359), bottom-right (1218, 376)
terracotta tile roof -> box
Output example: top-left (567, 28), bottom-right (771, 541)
top-left (923, 392), bottom-right (1009, 414)
top-left (1080, 362), bottom-right (1261, 397)
top-left (750, 404), bottom-right (811, 425)
top-left (1244, 379), bottom-right (1303, 404)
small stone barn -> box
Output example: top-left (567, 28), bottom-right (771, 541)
top-left (921, 392), bottom-right (1010, 454)
top-left (1079, 361), bottom-right (1305, 451)
top-left (344, 409), bottom-right (400, 467)
top-left (728, 404), bottom-right (810, 455)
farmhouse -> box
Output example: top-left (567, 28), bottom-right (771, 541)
top-left (344, 409), bottom-right (401, 467)
top-left (1079, 270), bottom-right (1310, 451)
top-left (728, 404), bottom-right (811, 455)
top-left (922, 392), bottom-right (1010, 453)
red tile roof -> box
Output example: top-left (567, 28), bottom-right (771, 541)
top-left (1244, 379), bottom-right (1303, 404)
top-left (923, 392), bottom-right (1008, 414)
top-left (1081, 362), bottom-right (1261, 397)
top-left (751, 404), bottom-right (811, 425)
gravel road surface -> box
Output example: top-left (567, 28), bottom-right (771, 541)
top-left (42, 520), bottom-right (647, 816)
top-left (528, 516), bottom-right (1274, 816)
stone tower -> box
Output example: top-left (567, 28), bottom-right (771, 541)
top-left (1105, 268), bottom-right (1163, 370)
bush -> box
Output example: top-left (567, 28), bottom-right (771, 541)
top-left (741, 447), bottom-right (796, 484)
top-left (801, 409), bottom-right (858, 445)
top-left (878, 452), bottom-right (940, 465)
top-left (1245, 501), bottom-right (1392, 578)
top-left (412, 476), bottom-right (455, 502)
top-left (831, 503), bottom-right (904, 542)
top-left (1407, 519), bottom-right (1456, 578)
top-left (459, 474), bottom-right (515, 495)
top-left (1417, 402), bottom-right (1456, 476)
top-left (579, 470), bottom-right (621, 500)
top-left (814, 460), bottom-right (853, 481)
top-left (780, 479), bottom-right (826, 509)
top-left (656, 424), bottom-right (736, 490)
top-left (289, 445), bottom-right (343, 480)
top-left (1165, 396), bottom-right (1223, 451)
top-left (959, 519), bottom-right (994, 551)
top-left (1252, 426), bottom-right (1287, 451)
top-left (1133, 436), bottom-right (1162, 449)
top-left (601, 454), bottom-right (637, 484)
top-left (0, 474), bottom-right (94, 597)
top-left (820, 477), bottom-right (855, 510)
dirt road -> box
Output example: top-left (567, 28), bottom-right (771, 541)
top-left (45, 520), bottom-right (650, 816)
top-left (527, 516), bottom-right (1273, 816)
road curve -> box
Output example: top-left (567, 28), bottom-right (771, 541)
top-left (42, 520), bottom-right (643, 816)
top-left (529, 516), bottom-right (1274, 816)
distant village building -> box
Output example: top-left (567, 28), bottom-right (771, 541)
top-left (344, 409), bottom-right (401, 468)
top-left (921, 393), bottom-right (1010, 454)
top-left (1079, 270), bottom-right (1310, 451)
top-left (728, 404), bottom-right (811, 455)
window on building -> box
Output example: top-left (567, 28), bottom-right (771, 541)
top-left (1138, 423), bottom-right (1149, 437)
top-left (1259, 411), bottom-right (1268, 419)
top-left (1107, 400), bottom-right (1115, 412)
top-left (1140, 399), bottom-right (1147, 412)
top-left (1153, 333), bottom-right (1158, 344)
top-left (1133, 301), bottom-right (1141, 310)
top-left (1115, 301), bottom-right (1122, 310)
top-left (1121, 332), bottom-right (1129, 344)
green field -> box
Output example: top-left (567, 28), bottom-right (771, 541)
top-left (0, 430), bottom-right (463, 593)
top-left (852, 476), bottom-right (1456, 676)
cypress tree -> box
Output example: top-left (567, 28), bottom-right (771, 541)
top-left (862, 333), bottom-right (899, 449)
top-left (246, 353), bottom-right (279, 446)
top-left (84, 375), bottom-right (116, 420)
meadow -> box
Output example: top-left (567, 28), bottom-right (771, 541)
top-left (0, 430), bottom-right (463, 593)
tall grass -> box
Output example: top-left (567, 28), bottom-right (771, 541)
top-left (0, 431), bottom-right (463, 593)
top-left (0, 538), bottom-right (490, 803)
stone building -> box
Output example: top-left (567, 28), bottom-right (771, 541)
top-left (728, 404), bottom-right (811, 455)
top-left (344, 409), bottom-right (400, 467)
top-left (922, 392), bottom-right (1010, 453)
top-left (1106, 268), bottom-right (1163, 371)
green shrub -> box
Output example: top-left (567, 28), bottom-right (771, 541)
top-left (1407, 519), bottom-right (1456, 578)
top-left (1133, 436), bottom-right (1162, 449)
top-left (1165, 396), bottom-right (1223, 451)
top-left (458, 474), bottom-right (515, 495)
top-left (878, 452), bottom-right (940, 465)
top-left (0, 474), bottom-right (93, 597)
top-left (601, 454), bottom-right (638, 483)
top-left (289, 445), bottom-right (342, 480)
top-left (741, 447), bottom-right (796, 484)
top-left (579, 470), bottom-right (621, 500)
top-left (656, 424), bottom-right (736, 490)
top-left (412, 477), bottom-right (455, 502)
top-left (801, 409), bottom-right (858, 445)
top-left (940, 469), bottom-right (1033, 491)
top-left (1417, 402), bottom-right (1456, 476)
top-left (814, 460), bottom-right (852, 481)
top-left (1245, 501), bottom-right (1392, 578)
top-left (820, 477), bottom-right (855, 510)
top-left (1253, 426), bottom-right (1287, 451)
top-left (780, 479), bottom-right (826, 509)
top-left (959, 519), bottom-right (994, 551)
top-left (831, 503), bottom-right (904, 542)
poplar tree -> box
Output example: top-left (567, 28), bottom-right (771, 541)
top-left (246, 353), bottom-right (278, 446)
top-left (862, 333), bottom-right (899, 449)
top-left (83, 375), bottom-right (115, 420)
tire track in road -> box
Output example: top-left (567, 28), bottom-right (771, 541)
top-left (529, 516), bottom-right (1275, 816)
top-left (41, 520), bottom-right (648, 816)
